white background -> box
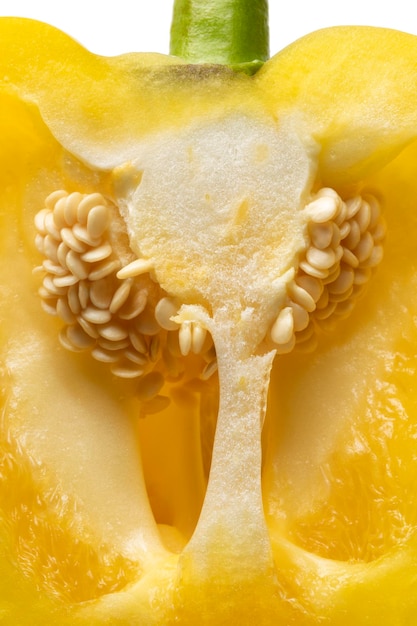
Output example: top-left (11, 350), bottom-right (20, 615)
top-left (0, 1), bottom-right (416, 57)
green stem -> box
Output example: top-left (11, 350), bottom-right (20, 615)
top-left (170, 0), bottom-right (269, 74)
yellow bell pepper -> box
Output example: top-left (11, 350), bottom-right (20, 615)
top-left (1, 1), bottom-right (417, 623)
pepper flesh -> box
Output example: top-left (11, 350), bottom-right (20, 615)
top-left (1, 14), bottom-right (417, 626)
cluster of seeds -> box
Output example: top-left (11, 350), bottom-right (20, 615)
top-left (153, 297), bottom-right (217, 380)
top-left (34, 191), bottom-right (216, 411)
top-left (35, 185), bottom-right (383, 394)
top-left (269, 188), bottom-right (385, 354)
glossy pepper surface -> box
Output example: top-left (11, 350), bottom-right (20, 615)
top-left (1, 1), bottom-right (417, 624)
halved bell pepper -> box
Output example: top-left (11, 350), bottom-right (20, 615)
top-left (1, 0), bottom-right (417, 623)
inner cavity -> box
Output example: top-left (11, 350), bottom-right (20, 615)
top-left (33, 189), bottom-right (219, 544)
top-left (24, 78), bottom-right (390, 577)
top-left (32, 175), bottom-right (385, 552)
